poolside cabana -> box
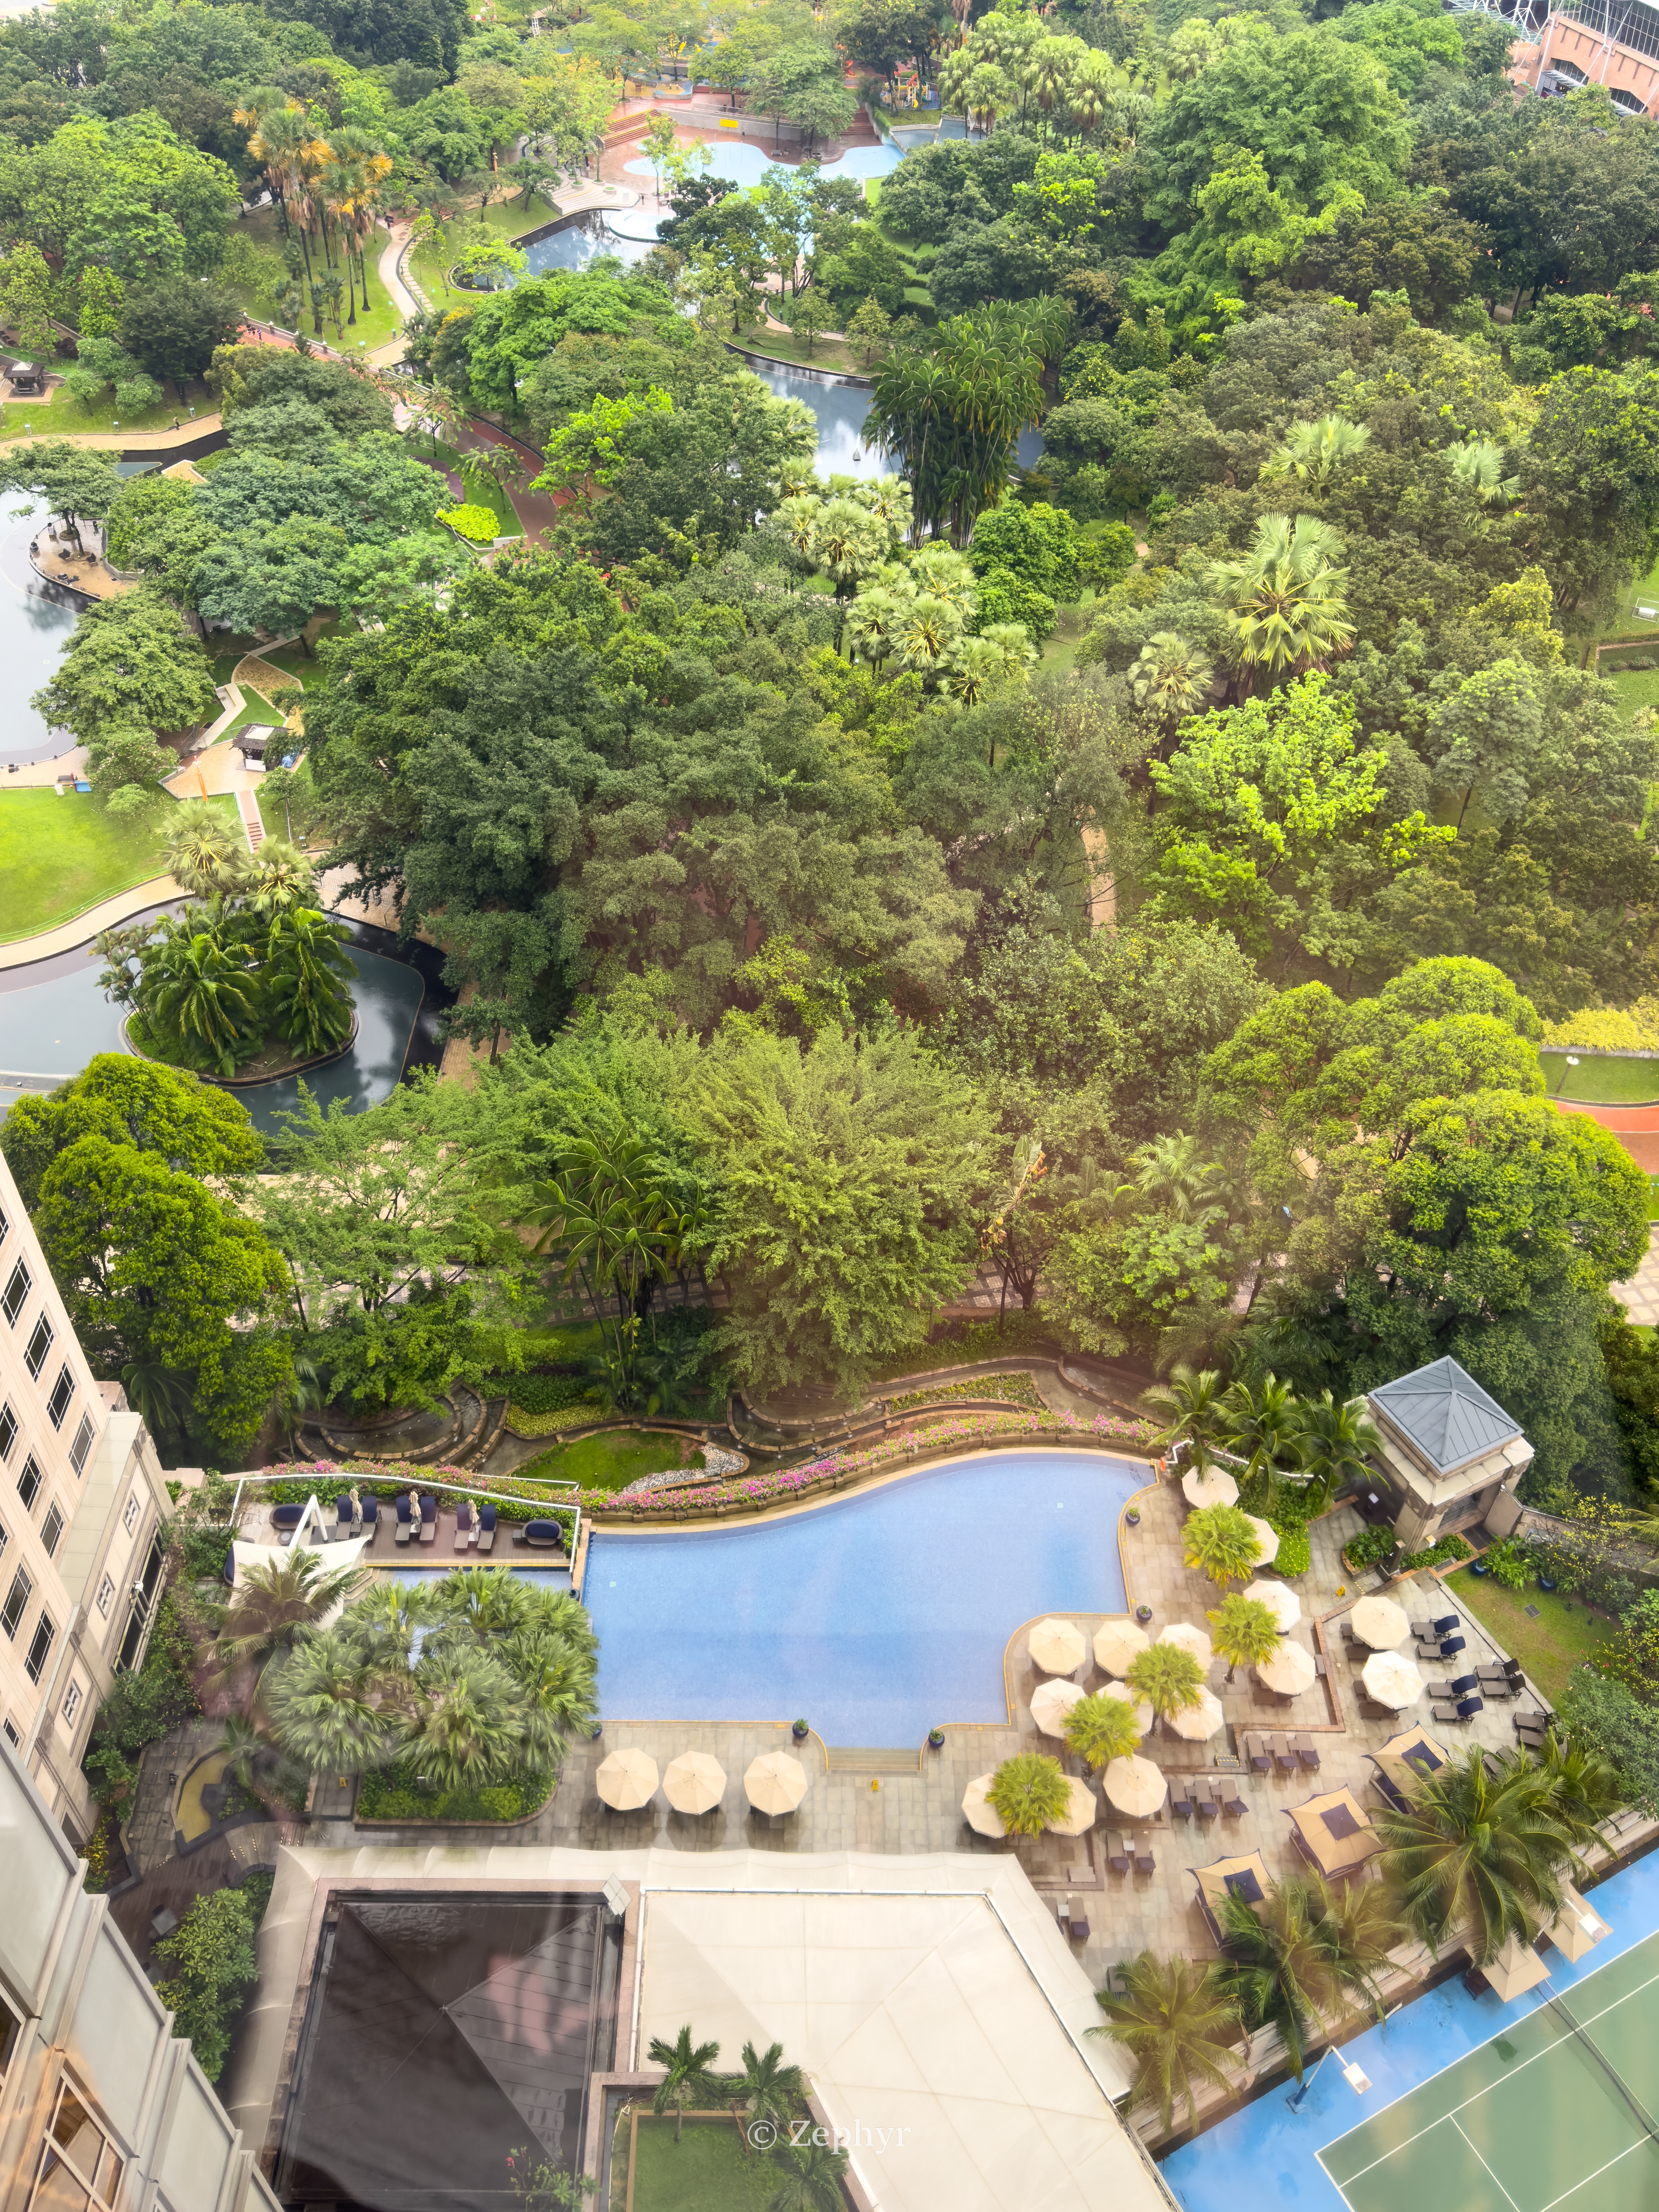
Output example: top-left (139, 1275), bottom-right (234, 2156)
top-left (1094, 1620), bottom-right (1148, 1675)
top-left (1350, 1594), bottom-right (1410, 1649)
top-left (1546, 1882), bottom-right (1610, 1964)
top-left (596, 1748), bottom-right (659, 1811)
top-left (1484, 1932), bottom-right (1550, 2002)
top-left (1286, 1787), bottom-right (1383, 1878)
top-left (1031, 1678), bottom-right (1086, 1737)
top-left (1380, 1724), bottom-right (1449, 1776)
top-left (1029, 1617), bottom-right (1088, 1675)
top-left (1102, 1679), bottom-right (1151, 1732)
top-left (1256, 1640), bottom-right (1316, 1698)
top-left (1159, 1622), bottom-right (1213, 1668)
top-left (1192, 1849), bottom-right (1272, 1942)
top-left (1243, 1579), bottom-right (1301, 1632)
top-left (1182, 1466), bottom-right (1238, 1509)
top-left (1045, 1776), bottom-right (1098, 1836)
top-left (1167, 1687), bottom-right (1226, 1742)
top-left (1244, 1515), bottom-right (1279, 1566)
top-left (961, 1773), bottom-right (1007, 1838)
top-left (1362, 1650), bottom-right (1423, 1710)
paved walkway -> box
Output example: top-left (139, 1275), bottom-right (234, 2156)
top-left (0, 874), bottom-right (182, 970)
top-left (1612, 1224), bottom-right (1659, 1324)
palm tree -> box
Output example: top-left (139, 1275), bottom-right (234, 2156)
top-left (162, 799), bottom-right (249, 898)
top-left (340, 1577), bottom-right (433, 1677)
top-left (217, 1554), bottom-right (366, 1697)
top-left (1447, 439), bottom-right (1519, 508)
top-left (515, 1583), bottom-right (601, 1667)
top-left (732, 2038), bottom-right (806, 2142)
top-left (264, 907), bottom-right (356, 1057)
top-left (1125, 1642), bottom-right (1206, 1731)
top-left (1295, 1391), bottom-right (1382, 1513)
top-left (987, 1751), bottom-right (1072, 1836)
top-left (1182, 1502), bottom-right (1264, 1588)
top-left (765, 2141), bottom-right (850, 2212)
top-left (1270, 414), bottom-right (1371, 485)
top-left (1064, 1691), bottom-right (1142, 1769)
top-left (527, 1128), bottom-right (702, 1384)
top-left (1215, 1872), bottom-right (1397, 2081)
top-left (1374, 1745), bottom-right (1575, 1965)
top-left (978, 621), bottom-right (1038, 683)
top-left (146, 926), bottom-right (255, 1073)
top-left (245, 838), bottom-right (315, 916)
top-left (398, 1652), bottom-right (522, 1791)
top-left (647, 2024), bottom-right (723, 2145)
top-left (1222, 1373), bottom-right (1305, 1512)
top-left (1142, 1363), bottom-right (1230, 1468)
top-left (431, 1563), bottom-right (533, 1645)
top-left (1533, 1733), bottom-right (1623, 1842)
top-left (264, 1627), bottom-right (391, 1774)
top-left (1207, 1594), bottom-right (1281, 1685)
top-left (1090, 1953), bottom-right (1239, 2133)
top-left (1208, 514), bottom-right (1354, 687)
top-left (1129, 631), bottom-right (1215, 729)
top-left (1131, 1133), bottom-right (1226, 1223)
top-left (120, 1357), bottom-right (191, 1447)
top-left (499, 1628), bottom-right (597, 1768)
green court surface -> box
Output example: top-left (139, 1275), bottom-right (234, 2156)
top-left (1320, 1933), bottom-right (1659, 2212)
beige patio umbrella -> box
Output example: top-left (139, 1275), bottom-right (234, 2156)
top-left (1244, 1515), bottom-right (1279, 1567)
top-left (1182, 1466), bottom-right (1238, 1509)
top-left (1093, 1619), bottom-right (1150, 1676)
top-left (1167, 1686), bottom-right (1226, 1742)
top-left (1028, 1616), bottom-right (1088, 1675)
top-left (1257, 1640), bottom-right (1317, 1697)
top-left (1361, 1650), bottom-right (1423, 1710)
top-left (1103, 1754), bottom-right (1166, 1818)
top-left (1030, 1677), bottom-right (1086, 1738)
top-left (1243, 1579), bottom-right (1301, 1632)
top-left (1045, 1775), bottom-right (1098, 1837)
top-left (1547, 1883), bottom-right (1610, 1964)
top-left (961, 1773), bottom-right (1007, 1839)
top-left (1103, 1679), bottom-right (1153, 1733)
top-left (662, 1750), bottom-right (726, 1815)
top-left (744, 1749), bottom-right (808, 1816)
top-left (595, 1747), bottom-right (659, 1810)
top-left (1159, 1621), bottom-right (1213, 1669)
top-left (1350, 1594), bottom-right (1409, 1650)
top-left (1484, 1932), bottom-right (1550, 2003)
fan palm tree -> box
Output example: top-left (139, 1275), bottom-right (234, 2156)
top-left (987, 1751), bottom-right (1072, 1836)
top-left (1215, 1872), bottom-right (1397, 2080)
top-left (1182, 1502), bottom-right (1264, 1588)
top-left (765, 2142), bottom-right (850, 2211)
top-left (1090, 1953), bottom-right (1239, 2132)
top-left (1295, 1391), bottom-right (1382, 1513)
top-left (1207, 1594), bottom-right (1281, 1684)
top-left (500, 1628), bottom-right (597, 1767)
top-left (264, 1627), bottom-right (392, 1774)
top-left (1209, 514), bottom-right (1354, 687)
top-left (217, 1554), bottom-right (366, 1696)
top-left (647, 2024), bottom-right (723, 2144)
top-left (977, 620), bottom-right (1038, 681)
top-left (1064, 1691), bottom-right (1143, 1769)
top-left (1447, 439), bottom-right (1519, 508)
top-left (1129, 631), bottom-right (1216, 729)
top-left (161, 798), bottom-right (249, 898)
top-left (732, 2038), bottom-right (806, 2142)
top-left (1270, 414), bottom-right (1371, 485)
top-left (431, 1562), bottom-right (533, 1645)
top-left (398, 1652), bottom-right (523, 1791)
top-left (1125, 1642), bottom-right (1206, 1729)
top-left (1374, 1745), bottom-right (1575, 1964)
top-left (245, 838), bottom-right (315, 916)
top-left (340, 1577), bottom-right (432, 1677)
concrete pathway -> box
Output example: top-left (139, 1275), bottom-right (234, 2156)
top-left (0, 875), bottom-right (182, 970)
top-left (1612, 1224), bottom-right (1659, 1324)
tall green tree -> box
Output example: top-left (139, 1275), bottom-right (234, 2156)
top-left (31, 584), bottom-right (216, 745)
top-left (1090, 1955), bottom-right (1238, 2134)
top-left (1375, 1747), bottom-right (1575, 1965)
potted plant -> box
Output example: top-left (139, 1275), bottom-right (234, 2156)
top-left (1134, 1603), bottom-right (1153, 1623)
top-left (1126, 1507), bottom-right (1141, 1526)
top-left (927, 1727), bottom-right (945, 1749)
top-left (792, 1717), bottom-right (810, 1740)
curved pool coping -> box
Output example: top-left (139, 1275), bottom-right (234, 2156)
top-left (589, 1439), bottom-right (1162, 1744)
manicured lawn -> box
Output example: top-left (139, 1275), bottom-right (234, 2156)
top-left (1539, 1050), bottom-right (1659, 1104)
top-left (0, 789), bottom-right (239, 943)
top-left (1444, 1565), bottom-right (1617, 1706)
top-left (0, 375), bottom-right (213, 446)
top-left (515, 1428), bottom-right (691, 1492)
top-left (225, 203), bottom-right (407, 358)
top-left (1607, 665), bottom-right (1659, 725)
top-left (427, 439), bottom-right (521, 537)
top-left (625, 2116), bottom-right (776, 2210)
top-left (736, 322), bottom-right (870, 376)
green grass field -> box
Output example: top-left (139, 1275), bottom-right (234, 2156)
top-left (625, 2116), bottom-right (777, 2210)
top-left (0, 375), bottom-right (214, 447)
top-left (1445, 1565), bottom-right (1615, 1705)
top-left (426, 438), bottom-right (521, 537)
top-left (515, 1428), bottom-right (690, 1493)
top-left (0, 788), bottom-right (239, 943)
top-left (1539, 1051), bottom-right (1659, 1104)
top-left (1608, 664), bottom-right (1659, 725)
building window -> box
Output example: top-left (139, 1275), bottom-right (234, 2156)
top-left (17, 1456), bottom-right (40, 1512)
top-left (0, 1404), bottom-right (14, 1462)
top-left (0, 1200), bottom-right (8, 1249)
top-left (68, 1415), bottom-right (93, 1475)
top-left (1, 1719), bottom-right (17, 1748)
top-left (33, 2080), bottom-right (124, 2212)
top-left (122, 1494), bottom-right (138, 1536)
top-left (24, 1315), bottom-right (53, 1379)
top-left (95, 1575), bottom-right (113, 1616)
top-left (60, 1680), bottom-right (81, 1727)
top-left (116, 1538), bottom-right (164, 1673)
top-left (2, 1258), bottom-right (29, 1326)
top-left (1, 1566), bottom-right (31, 1639)
top-left (0, 1994), bottom-right (19, 2081)
top-left (46, 1367), bottom-right (73, 1431)
top-left (24, 1616), bottom-right (53, 1683)
top-left (40, 1504), bottom-right (63, 1558)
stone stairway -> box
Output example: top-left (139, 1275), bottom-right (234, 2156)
top-left (236, 788), bottom-right (264, 852)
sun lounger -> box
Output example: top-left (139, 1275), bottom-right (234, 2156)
top-left (1242, 1732), bottom-right (1272, 1773)
top-left (394, 1495), bottom-right (413, 1545)
top-left (331, 1493), bottom-right (352, 1541)
top-left (1218, 1776), bottom-right (1247, 1816)
top-left (272, 1503), bottom-right (304, 1545)
top-left (1447, 1673), bottom-right (1480, 1696)
top-left (1272, 1734), bottom-right (1299, 1773)
top-left (361, 1494), bottom-right (378, 1529)
top-left (1431, 1613), bottom-right (1460, 1636)
top-left (476, 1501), bottom-right (497, 1553)
top-left (1292, 1733), bottom-right (1320, 1770)
top-left (1432, 1696), bottom-right (1484, 1722)
top-left (1168, 1774), bottom-right (1193, 1820)
top-left (1477, 1671), bottom-right (1519, 1699)
top-left (1107, 1831), bottom-right (1131, 1875)
top-left (1066, 1896), bottom-right (1090, 1942)
top-left (1134, 1840), bottom-right (1156, 1876)
top-left (1314, 1654), bottom-right (1328, 1678)
top-left (1358, 1696), bottom-right (1397, 1720)
top-left (418, 1494), bottom-right (437, 1544)
top-left (453, 1499), bottom-right (473, 1551)
top-left (1194, 1780), bottom-right (1219, 1820)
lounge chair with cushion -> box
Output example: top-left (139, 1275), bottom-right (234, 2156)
top-left (394, 1495), bottom-right (414, 1545)
top-left (1455, 1694), bottom-right (1485, 1718)
top-left (1218, 1777), bottom-right (1247, 1816)
top-left (1168, 1774), bottom-right (1193, 1820)
top-left (1447, 1673), bottom-right (1480, 1696)
top-left (1134, 1840), bottom-right (1156, 1876)
top-left (1292, 1734), bottom-right (1320, 1769)
top-left (453, 1499), bottom-right (473, 1551)
top-left (1194, 1780), bottom-right (1219, 1821)
top-left (476, 1501), bottom-right (497, 1553)
top-left (332, 1493), bottom-right (353, 1541)
top-left (361, 1494), bottom-right (379, 1529)
top-left (272, 1502), bottom-right (304, 1544)
top-left (419, 1494), bottom-right (437, 1544)
top-left (514, 1518), bottom-right (566, 1551)
top-left (1107, 1831), bottom-right (1132, 1876)
top-left (1242, 1732), bottom-right (1272, 1773)
top-left (1477, 1670), bottom-right (1519, 1699)
top-left (1066, 1897), bottom-right (1090, 1942)
top-left (1272, 1734), bottom-right (1299, 1773)
top-left (1431, 1613), bottom-right (1460, 1636)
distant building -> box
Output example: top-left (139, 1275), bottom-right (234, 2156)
top-left (1363, 1356), bottom-right (1534, 1552)
top-left (0, 1150), bottom-right (179, 1843)
top-left (1497, 0), bottom-right (1659, 116)
top-left (0, 1736), bottom-right (278, 2212)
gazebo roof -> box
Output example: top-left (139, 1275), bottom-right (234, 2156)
top-left (1368, 1357), bottom-right (1520, 1475)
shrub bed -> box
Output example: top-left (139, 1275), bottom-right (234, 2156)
top-left (438, 502), bottom-right (498, 543)
top-left (355, 1764), bottom-right (553, 1824)
top-left (1399, 1531), bottom-right (1473, 1574)
top-left (886, 1372), bottom-right (1045, 1413)
top-left (1268, 1524), bottom-right (1310, 1576)
top-left (1342, 1524), bottom-right (1399, 1574)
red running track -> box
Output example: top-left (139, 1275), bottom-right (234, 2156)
top-left (1552, 1096), bottom-right (1659, 1172)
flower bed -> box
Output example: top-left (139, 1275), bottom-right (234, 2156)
top-left (886, 1372), bottom-right (1045, 1413)
top-left (251, 1409), bottom-right (1158, 1523)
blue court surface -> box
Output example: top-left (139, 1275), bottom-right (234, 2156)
top-left (583, 1448), bottom-right (1146, 1746)
top-left (1162, 1848), bottom-right (1659, 2212)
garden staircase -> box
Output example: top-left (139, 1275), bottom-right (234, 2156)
top-left (236, 789), bottom-right (264, 854)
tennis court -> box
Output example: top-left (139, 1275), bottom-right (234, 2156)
top-left (1320, 1931), bottom-right (1659, 2212)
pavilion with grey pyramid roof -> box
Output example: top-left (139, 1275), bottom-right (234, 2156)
top-left (1362, 1356), bottom-right (1534, 1553)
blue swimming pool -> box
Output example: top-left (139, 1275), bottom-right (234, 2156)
top-left (585, 1448), bottom-right (1146, 1745)
top-left (1160, 1842), bottom-right (1659, 2212)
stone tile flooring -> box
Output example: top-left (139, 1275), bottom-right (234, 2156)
top-left (1611, 1224), bottom-right (1659, 1325)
